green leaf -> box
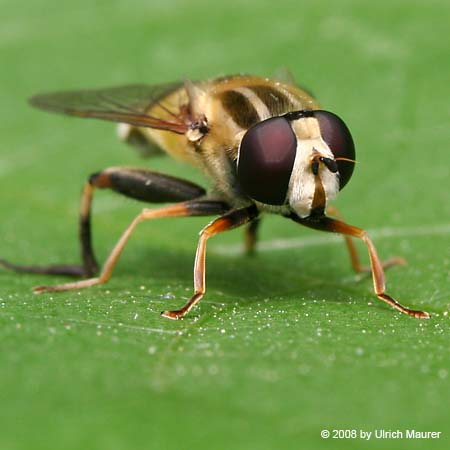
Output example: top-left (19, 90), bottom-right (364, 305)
top-left (1, 1), bottom-right (449, 449)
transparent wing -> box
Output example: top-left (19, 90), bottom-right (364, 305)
top-left (273, 67), bottom-right (296, 85)
top-left (273, 68), bottom-right (317, 102)
top-left (29, 82), bottom-right (188, 134)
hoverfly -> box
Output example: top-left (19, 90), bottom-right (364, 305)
top-left (0, 74), bottom-right (429, 319)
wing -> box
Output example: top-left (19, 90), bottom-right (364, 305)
top-left (273, 67), bottom-right (296, 85)
top-left (29, 82), bottom-right (189, 134)
top-left (273, 68), bottom-right (317, 102)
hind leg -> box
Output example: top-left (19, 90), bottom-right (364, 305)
top-left (34, 199), bottom-right (230, 293)
top-left (1, 167), bottom-right (208, 278)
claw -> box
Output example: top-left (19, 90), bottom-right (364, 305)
top-left (410, 310), bottom-right (430, 319)
top-left (33, 286), bottom-right (49, 294)
top-left (161, 310), bottom-right (182, 320)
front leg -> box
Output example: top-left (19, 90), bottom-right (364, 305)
top-left (161, 205), bottom-right (259, 319)
top-left (326, 206), bottom-right (405, 273)
top-left (290, 213), bottom-right (430, 319)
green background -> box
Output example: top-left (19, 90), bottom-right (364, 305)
top-left (1, 1), bottom-right (449, 449)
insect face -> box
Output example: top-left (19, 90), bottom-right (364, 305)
top-left (236, 110), bottom-right (356, 217)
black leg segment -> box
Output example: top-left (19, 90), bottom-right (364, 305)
top-left (90, 167), bottom-right (206, 203)
top-left (34, 199), bottom-right (232, 294)
top-left (244, 217), bottom-right (261, 255)
top-left (1, 167), bottom-right (210, 279)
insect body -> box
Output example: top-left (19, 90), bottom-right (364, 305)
top-left (0, 75), bottom-right (429, 319)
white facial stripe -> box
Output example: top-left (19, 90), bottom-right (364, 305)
top-left (287, 138), bottom-right (339, 217)
top-left (234, 87), bottom-right (271, 121)
top-left (287, 140), bottom-right (316, 217)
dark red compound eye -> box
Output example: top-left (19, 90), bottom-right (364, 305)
top-left (313, 110), bottom-right (356, 189)
top-left (237, 117), bottom-right (297, 205)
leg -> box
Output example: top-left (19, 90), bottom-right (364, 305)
top-left (290, 213), bottom-right (430, 319)
top-left (244, 217), bottom-right (261, 255)
top-left (326, 206), bottom-right (405, 273)
top-left (34, 199), bottom-right (230, 293)
top-left (162, 205), bottom-right (259, 320)
top-left (1, 167), bottom-right (207, 278)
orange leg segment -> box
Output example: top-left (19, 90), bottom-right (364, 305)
top-left (161, 205), bottom-right (259, 319)
top-left (326, 206), bottom-right (405, 273)
top-left (33, 200), bottom-right (229, 294)
top-left (291, 214), bottom-right (430, 319)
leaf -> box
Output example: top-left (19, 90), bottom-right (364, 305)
top-left (0, 1), bottom-right (449, 450)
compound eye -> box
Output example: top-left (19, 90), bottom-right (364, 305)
top-left (314, 110), bottom-right (355, 189)
top-left (237, 117), bottom-right (297, 205)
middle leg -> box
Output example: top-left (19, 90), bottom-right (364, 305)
top-left (244, 217), bottom-right (261, 255)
